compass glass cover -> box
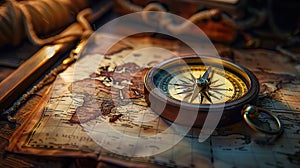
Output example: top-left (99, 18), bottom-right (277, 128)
top-left (153, 60), bottom-right (249, 105)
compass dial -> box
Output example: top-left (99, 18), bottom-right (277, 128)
top-left (144, 56), bottom-right (259, 127)
top-left (158, 65), bottom-right (248, 105)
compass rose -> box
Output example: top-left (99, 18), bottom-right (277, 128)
top-left (173, 67), bottom-right (230, 104)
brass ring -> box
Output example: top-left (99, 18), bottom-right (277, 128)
top-left (241, 105), bottom-right (283, 135)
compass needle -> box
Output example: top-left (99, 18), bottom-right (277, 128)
top-left (203, 92), bottom-right (212, 104)
top-left (179, 79), bottom-right (190, 84)
top-left (202, 67), bottom-right (211, 80)
top-left (213, 83), bottom-right (225, 87)
top-left (200, 94), bottom-right (204, 104)
top-left (189, 90), bottom-right (199, 103)
top-left (190, 73), bottom-right (196, 82)
top-left (210, 89), bottom-right (226, 96)
top-left (175, 86), bottom-right (193, 90)
top-left (189, 85), bottom-right (200, 103)
top-left (170, 83), bottom-right (194, 87)
top-left (176, 88), bottom-right (194, 95)
top-left (210, 79), bottom-right (219, 85)
top-left (208, 91), bottom-right (220, 100)
top-left (211, 87), bottom-right (226, 91)
top-left (184, 77), bottom-right (194, 83)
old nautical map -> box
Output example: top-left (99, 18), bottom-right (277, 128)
top-left (7, 34), bottom-right (300, 167)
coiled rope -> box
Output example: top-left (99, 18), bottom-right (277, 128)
top-left (115, 0), bottom-right (266, 33)
top-left (0, 0), bottom-right (90, 47)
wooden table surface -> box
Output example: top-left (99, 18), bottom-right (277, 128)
top-left (0, 7), bottom-right (299, 168)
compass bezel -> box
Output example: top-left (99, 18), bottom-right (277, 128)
top-left (144, 55), bottom-right (259, 127)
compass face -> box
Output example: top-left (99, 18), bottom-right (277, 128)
top-left (155, 65), bottom-right (248, 105)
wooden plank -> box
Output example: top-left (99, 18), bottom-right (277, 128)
top-left (0, 42), bottom-right (75, 112)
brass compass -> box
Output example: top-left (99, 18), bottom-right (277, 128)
top-left (144, 56), bottom-right (260, 127)
top-left (145, 56), bottom-right (283, 136)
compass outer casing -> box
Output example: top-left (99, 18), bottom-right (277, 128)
top-left (144, 55), bottom-right (260, 127)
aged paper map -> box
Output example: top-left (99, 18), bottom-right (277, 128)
top-left (7, 34), bottom-right (300, 167)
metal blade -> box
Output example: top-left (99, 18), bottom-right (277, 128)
top-left (190, 73), bottom-right (196, 82)
top-left (169, 83), bottom-right (194, 87)
top-left (189, 85), bottom-right (200, 103)
top-left (210, 89), bottom-right (226, 96)
top-left (210, 79), bottom-right (219, 85)
top-left (203, 92), bottom-right (212, 104)
top-left (208, 91), bottom-right (220, 100)
top-left (200, 93), bottom-right (204, 104)
top-left (179, 79), bottom-right (190, 84)
top-left (212, 83), bottom-right (225, 87)
top-left (176, 87), bottom-right (194, 95)
top-left (202, 67), bottom-right (211, 80)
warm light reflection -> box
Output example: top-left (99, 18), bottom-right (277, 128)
top-left (45, 45), bottom-right (62, 58)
